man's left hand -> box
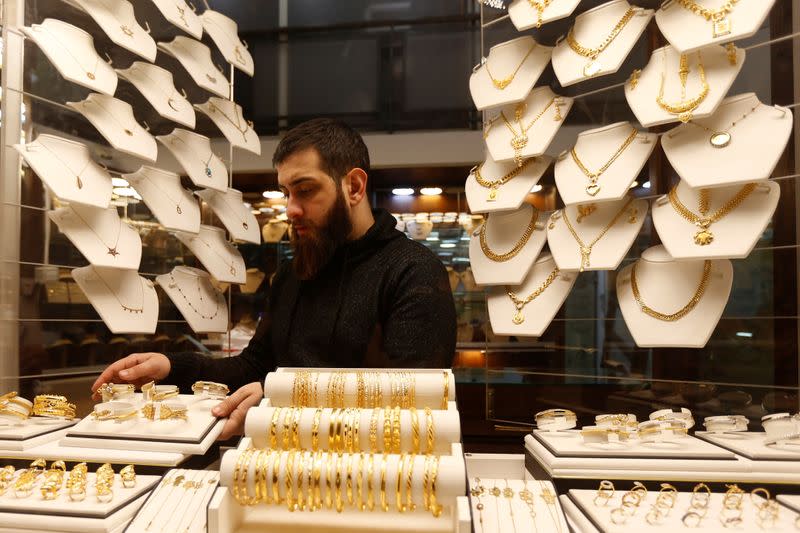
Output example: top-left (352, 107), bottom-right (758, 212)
top-left (212, 381), bottom-right (263, 440)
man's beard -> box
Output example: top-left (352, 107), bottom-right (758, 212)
top-left (290, 190), bottom-right (353, 280)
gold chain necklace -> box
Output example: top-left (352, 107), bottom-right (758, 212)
top-left (142, 174), bottom-right (185, 214)
top-left (631, 260), bottom-right (712, 321)
top-left (168, 272), bottom-right (219, 320)
top-left (208, 102), bottom-right (250, 140)
top-left (37, 140), bottom-right (91, 190)
top-left (170, 136), bottom-right (216, 178)
top-left (537, 481), bottom-right (563, 533)
top-left (215, 193), bottom-right (250, 230)
top-left (194, 235), bottom-right (238, 276)
top-left (484, 41), bottom-right (537, 90)
top-left (559, 197), bottom-right (634, 271)
top-left (667, 183), bottom-right (756, 246)
top-left (657, 50), bottom-right (709, 123)
top-left (506, 266), bottom-right (560, 324)
top-left (674, 0), bottom-right (740, 38)
top-left (566, 7), bottom-right (636, 77)
top-left (570, 127), bottom-right (638, 197)
top-left (132, 65), bottom-right (180, 111)
top-left (34, 25), bottom-right (100, 80)
top-left (500, 98), bottom-right (556, 166)
top-left (71, 208), bottom-right (123, 257)
top-left (84, 98), bottom-right (135, 136)
top-left (473, 157), bottom-right (535, 201)
top-left (93, 270), bottom-right (145, 314)
top-left (687, 102), bottom-right (760, 148)
top-left (479, 208), bottom-right (539, 262)
top-left (98, 0), bottom-right (137, 37)
top-left (527, 0), bottom-right (554, 28)
top-left (203, 15), bottom-right (247, 65)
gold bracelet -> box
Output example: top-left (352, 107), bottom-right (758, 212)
top-left (325, 451), bottom-right (334, 509)
top-left (356, 372), bottom-right (366, 408)
top-left (406, 454), bottom-right (416, 511)
top-left (97, 383), bottom-right (135, 402)
top-left (232, 449), bottom-right (247, 504)
top-left (441, 370), bottom-right (449, 410)
top-left (353, 408), bottom-right (361, 452)
top-left (334, 453), bottom-right (344, 513)
top-left (285, 450), bottom-right (296, 511)
top-left (92, 402), bottom-right (138, 422)
top-left (0, 407), bottom-right (29, 419)
top-left (291, 407), bottom-right (302, 449)
top-left (357, 452), bottom-right (365, 511)
top-left (429, 455), bottom-right (442, 517)
top-left (422, 455), bottom-right (431, 511)
top-left (243, 449), bottom-right (258, 505)
top-left (396, 453), bottom-right (406, 512)
top-left (254, 449), bottom-right (267, 504)
top-left (32, 395), bottom-right (76, 418)
top-left (392, 406), bottom-right (402, 454)
top-left (311, 408), bottom-right (322, 451)
top-left (191, 380), bottom-right (229, 399)
top-left (369, 408), bottom-right (380, 453)
top-left (342, 409), bottom-right (353, 453)
top-left (295, 451), bottom-right (305, 511)
top-left (282, 407), bottom-right (293, 450)
top-left (312, 451), bottom-right (323, 511)
top-left (410, 407), bottom-right (420, 454)
top-left (270, 407), bottom-right (282, 449)
top-left (345, 452), bottom-right (354, 507)
top-left (367, 452), bottom-right (375, 511)
top-left (141, 402), bottom-right (187, 421)
top-left (305, 452), bottom-right (314, 511)
top-left (272, 450), bottom-right (283, 504)
top-left (383, 407), bottom-right (392, 452)
top-left (262, 450), bottom-right (274, 504)
top-left (380, 453), bottom-right (389, 512)
top-left (425, 407), bottom-right (435, 454)
top-left (329, 408), bottom-right (339, 451)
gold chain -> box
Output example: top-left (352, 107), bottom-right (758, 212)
top-left (527, 0), bottom-right (554, 28)
top-left (674, 0), bottom-right (739, 38)
top-left (570, 127), bottom-right (638, 197)
top-left (631, 260), bottom-right (712, 321)
top-left (479, 208), bottom-right (539, 262)
top-left (473, 157), bottom-right (535, 201)
top-left (667, 183), bottom-right (757, 246)
top-left (656, 50), bottom-right (709, 123)
top-left (500, 98), bottom-right (556, 166)
top-left (687, 102), bottom-right (760, 148)
top-left (506, 266), bottom-right (560, 325)
top-left (484, 41), bottom-right (537, 90)
top-left (566, 7), bottom-right (635, 59)
top-left (560, 197), bottom-right (634, 271)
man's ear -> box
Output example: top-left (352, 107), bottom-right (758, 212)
top-left (343, 168), bottom-right (368, 205)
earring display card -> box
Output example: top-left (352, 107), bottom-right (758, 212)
top-left (467, 477), bottom-right (568, 533)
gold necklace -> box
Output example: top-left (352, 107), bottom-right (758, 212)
top-left (518, 481), bottom-right (538, 532)
top-left (674, 0), bottom-right (740, 38)
top-left (687, 102), bottom-right (760, 148)
top-left (93, 269), bottom-right (145, 314)
top-left (566, 7), bottom-right (636, 77)
top-left (570, 127), bottom-right (638, 197)
top-left (170, 136), bottom-right (216, 178)
top-left (98, 0), bottom-right (137, 37)
top-left (194, 235), bottom-right (238, 276)
top-left (168, 272), bottom-right (220, 320)
top-left (631, 259), bottom-right (712, 321)
top-left (656, 50), bottom-right (709, 123)
top-left (473, 157), bottom-right (535, 201)
top-left (479, 208), bottom-right (539, 262)
top-left (37, 140), bottom-right (91, 190)
top-left (667, 183), bottom-right (756, 246)
top-left (84, 98), bottom-right (135, 136)
top-left (203, 15), bottom-right (247, 65)
top-left (537, 481), bottom-right (562, 533)
top-left (71, 208), bottom-right (123, 257)
top-left (559, 197), bottom-right (634, 271)
top-left (527, 0), bottom-right (554, 28)
top-left (500, 98), bottom-right (557, 166)
top-left (484, 41), bottom-right (537, 90)
top-left (215, 193), bottom-right (251, 230)
top-left (208, 102), bottom-right (250, 140)
top-left (506, 266), bottom-right (560, 325)
top-left (131, 65), bottom-right (180, 111)
top-left (34, 25), bottom-right (101, 80)
top-left (174, 1), bottom-right (190, 28)
top-left (142, 174), bottom-right (185, 214)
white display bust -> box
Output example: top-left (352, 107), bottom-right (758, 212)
top-left (652, 180), bottom-right (778, 260)
top-left (466, 154), bottom-right (552, 214)
top-left (468, 203), bottom-right (547, 286)
top-left (625, 44), bottom-right (745, 127)
top-left (23, 18), bottom-right (117, 95)
top-left (14, 134), bottom-right (112, 208)
top-left (547, 196), bottom-right (648, 271)
top-left (196, 188), bottom-right (261, 244)
top-left (202, 10), bottom-right (255, 76)
top-left (116, 62), bottom-right (195, 129)
top-left (551, 0), bottom-right (654, 87)
top-left (124, 166), bottom-right (200, 233)
top-left (195, 98), bottom-right (261, 155)
top-left (554, 122), bottom-right (657, 206)
top-left (73, 0), bottom-right (157, 61)
top-left (487, 253), bottom-right (576, 337)
top-left (49, 204), bottom-right (142, 270)
top-left (656, 0), bottom-right (776, 54)
top-left (406, 219), bottom-right (433, 241)
top-left (157, 266), bottom-right (227, 333)
top-left (174, 225), bottom-right (246, 284)
top-left (662, 93), bottom-right (793, 188)
top-left (616, 245), bottom-right (733, 348)
top-left (156, 128), bottom-right (228, 192)
top-left (157, 36), bottom-right (229, 99)
top-left (508, 0), bottom-right (580, 31)
top-left (469, 36), bottom-right (553, 111)
top-left (149, 0), bottom-right (202, 38)
top-left (262, 220), bottom-right (288, 243)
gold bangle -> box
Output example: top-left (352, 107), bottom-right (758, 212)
top-left (422, 455), bottom-right (431, 511)
top-left (392, 406), bottom-right (402, 454)
top-left (342, 409), bottom-right (353, 453)
top-left (233, 450), bottom-right (247, 504)
top-left (369, 408), bottom-right (380, 452)
top-left (346, 452), bottom-right (354, 507)
top-left (396, 453), bottom-right (406, 512)
top-left (262, 450), bottom-right (273, 504)
top-left (367, 453), bottom-right (375, 511)
top-left (429, 455), bottom-right (442, 517)
top-left (0, 407), bottom-right (28, 419)
top-left (383, 407), bottom-right (391, 452)
top-left (410, 407), bottom-right (420, 454)
top-left (335, 409), bottom-right (344, 452)
top-left (191, 380), bottom-right (229, 399)
top-left (356, 372), bottom-right (365, 408)
top-left (286, 450), bottom-right (296, 511)
top-left (32, 395), bottom-right (76, 418)
top-left (357, 452), bottom-right (365, 511)
top-left (311, 408), bottom-right (322, 451)
top-left (272, 450), bottom-right (283, 504)
top-left (291, 407), bottom-right (302, 449)
top-left (270, 407), bottom-right (282, 449)
top-left (441, 370), bottom-right (449, 410)
top-left (151, 386), bottom-right (180, 402)
top-left (334, 453), bottom-right (344, 513)
top-left (406, 454), bottom-right (416, 511)
top-left (325, 451), bottom-right (333, 509)
top-left (283, 407), bottom-right (293, 450)
top-left (312, 451), bottom-right (323, 510)
top-left (305, 451), bottom-right (314, 511)
top-left (380, 453), bottom-right (389, 512)
top-left (97, 383), bottom-right (136, 402)
top-left (425, 407), bottom-right (435, 454)
top-left (242, 449), bottom-right (258, 505)
top-left (353, 408), bottom-right (361, 451)
top-left (295, 451), bottom-right (305, 511)
top-left (254, 449), bottom-right (267, 504)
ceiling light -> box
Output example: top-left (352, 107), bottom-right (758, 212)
top-left (736, 331), bottom-right (753, 338)
top-left (531, 184), bottom-right (543, 193)
top-left (111, 177), bottom-right (129, 187)
top-left (440, 243), bottom-right (456, 248)
top-left (643, 181), bottom-right (651, 189)
top-left (262, 190), bottom-right (285, 199)
top-left (392, 188), bottom-right (415, 196)
top-left (420, 187), bottom-right (442, 196)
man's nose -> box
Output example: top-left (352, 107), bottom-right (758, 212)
top-left (286, 196), bottom-right (303, 220)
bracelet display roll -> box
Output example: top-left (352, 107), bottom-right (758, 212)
top-left (580, 425), bottom-right (634, 445)
top-left (595, 413), bottom-right (638, 431)
top-left (32, 395), bottom-right (76, 419)
top-left (141, 381), bottom-right (180, 402)
top-left (637, 419), bottom-right (688, 444)
top-left (703, 415), bottom-right (749, 433)
top-left (191, 381), bottom-right (229, 399)
top-left (96, 383), bottom-right (135, 402)
top-left (91, 401), bottom-right (138, 422)
top-left (649, 407), bottom-right (695, 429)
top-left (535, 409), bottom-right (577, 431)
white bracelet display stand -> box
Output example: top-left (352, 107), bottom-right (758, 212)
top-left (72, 0), bottom-right (157, 61)
top-left (66, 93), bottom-right (157, 162)
top-left (262, 220), bottom-right (288, 243)
top-left (195, 98), bottom-right (261, 155)
top-left (661, 93), bottom-right (793, 188)
top-left (487, 254), bottom-right (576, 337)
top-left (484, 86), bottom-right (573, 163)
top-left (23, 19), bottom-right (117, 95)
top-left (468, 36), bottom-right (553, 111)
top-left (465, 154), bottom-right (551, 214)
top-left (49, 205), bottom-right (142, 270)
top-left (156, 128), bottom-right (228, 192)
top-left (468, 204), bottom-right (547, 286)
top-left (202, 10), bottom-right (255, 76)
top-left (148, 0), bottom-right (203, 39)
top-left (157, 268), bottom-right (227, 333)
top-left (406, 219), bottom-right (433, 240)
top-left (124, 166), bottom-right (201, 233)
top-left (554, 122), bottom-right (657, 205)
top-left (0, 419), bottom-right (76, 451)
top-left (547, 197), bottom-right (648, 271)
top-left (652, 180), bottom-right (778, 260)
top-left (71, 266), bottom-right (158, 334)
top-left (14, 134), bottom-right (112, 208)
top-left (656, 0), bottom-right (776, 54)
top-left (551, 1), bottom-right (653, 87)
top-left (624, 44), bottom-right (745, 127)
top-left (174, 225), bottom-right (246, 284)
top-left (507, 0), bottom-right (580, 31)
top-left (158, 36), bottom-right (229, 99)
top-left (616, 246), bottom-right (733, 348)
top-left (196, 188), bottom-right (261, 244)
top-left (116, 62), bottom-right (195, 129)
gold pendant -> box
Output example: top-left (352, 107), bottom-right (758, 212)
top-left (121, 25), bottom-right (134, 37)
top-left (678, 112), bottom-right (693, 123)
top-left (586, 183), bottom-right (600, 196)
top-left (168, 98), bottom-right (180, 111)
top-left (125, 129), bottom-right (133, 136)
top-left (713, 17), bottom-right (731, 38)
top-left (512, 310), bottom-right (524, 325)
top-left (710, 132), bottom-right (731, 148)
top-left (583, 60), bottom-right (602, 78)
top-left (579, 247), bottom-right (591, 272)
top-left (511, 134), bottom-right (528, 151)
top-left (492, 76), bottom-right (513, 90)
top-left (76, 176), bottom-right (83, 189)
top-left (87, 72), bottom-right (95, 80)
top-left (488, 189), bottom-right (498, 202)
top-left (107, 247), bottom-right (119, 257)
top-left (694, 229), bottom-right (714, 245)
top-left (176, 205), bottom-right (182, 214)
top-left (243, 222), bottom-right (249, 230)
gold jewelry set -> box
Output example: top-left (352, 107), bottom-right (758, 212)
top-left (498, 98), bottom-right (561, 167)
top-left (91, 380), bottom-right (190, 422)
top-left (657, 50), bottom-right (709, 123)
top-left (32, 395), bottom-right (77, 419)
top-left (0, 459), bottom-right (134, 502)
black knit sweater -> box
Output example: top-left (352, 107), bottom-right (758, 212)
top-left (167, 209), bottom-right (457, 392)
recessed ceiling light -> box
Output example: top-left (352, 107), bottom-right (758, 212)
top-left (262, 190), bottom-right (285, 199)
top-left (420, 187), bottom-right (442, 196)
top-left (440, 243), bottom-right (456, 248)
top-left (392, 188), bottom-right (415, 196)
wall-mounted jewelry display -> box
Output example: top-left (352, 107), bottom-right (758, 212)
top-left (661, 93), bottom-right (793, 188)
top-left (468, 36), bottom-right (553, 111)
top-left (116, 62), bottom-right (195, 129)
top-left (652, 180), bottom-right (778, 260)
top-left (48, 205), bottom-right (142, 270)
top-left (406, 219), bottom-right (433, 240)
top-left (195, 188), bottom-right (260, 244)
top-left (624, 44), bottom-right (745, 127)
top-left (201, 10), bottom-right (255, 76)
top-left (157, 36), bottom-right (229, 99)
top-left (66, 93), bottom-right (158, 162)
top-left (507, 0), bottom-right (581, 31)
top-left (262, 219), bottom-right (289, 243)
top-left (124, 166), bottom-right (201, 233)
top-left (127, 469), bottom-right (219, 533)
top-left (71, 265), bottom-right (159, 334)
top-left (72, 0), bottom-right (157, 61)
top-left (616, 245), bottom-right (733, 348)
top-left (465, 154), bottom-right (552, 214)
top-left (148, 0), bottom-right (203, 39)
top-left (156, 128), bottom-right (228, 192)
top-left (551, 0), bottom-right (653, 87)
top-left (195, 97), bottom-right (261, 155)
top-left (174, 225), bottom-right (246, 284)
top-left (22, 19), bottom-right (117, 95)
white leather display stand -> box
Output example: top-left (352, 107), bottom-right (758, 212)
top-left (49, 205), bottom-right (142, 270)
top-left (14, 134), bottom-right (112, 208)
top-left (662, 93), bottom-right (793, 188)
top-left (484, 86), bottom-right (573, 163)
top-left (652, 180), bottom-right (778, 260)
top-left (116, 62), bottom-right (195, 128)
top-left (0, 439), bottom-right (187, 467)
top-left (202, 10), bottom-right (255, 76)
top-left (406, 219), bottom-right (433, 240)
top-left (0, 420), bottom-right (76, 451)
top-left (262, 220), bottom-right (288, 243)
top-left (695, 432), bottom-right (800, 475)
top-left (23, 19), bottom-right (117, 95)
top-left (156, 128), bottom-right (228, 192)
top-left (124, 166), bottom-right (201, 233)
top-left (465, 154), bottom-right (551, 214)
top-left (616, 246), bottom-right (733, 348)
top-left (551, 1), bottom-right (653, 87)
top-left (625, 44), bottom-right (745, 127)
top-left (469, 204), bottom-right (547, 286)
top-left (174, 225), bottom-right (246, 284)
top-left (158, 36), bottom-right (229, 98)
top-left (554, 123), bottom-right (657, 206)
top-left (196, 188), bottom-right (260, 244)
top-left (195, 98), bottom-right (261, 155)
top-left (508, 0), bottom-right (580, 31)
top-left (548, 197), bottom-right (648, 272)
top-left (656, 0), bottom-right (776, 53)
top-left (487, 253), bottom-right (576, 337)
top-left (73, 0), bottom-right (157, 61)
top-left (71, 266), bottom-right (158, 334)
top-left (468, 36), bottom-right (553, 111)
top-left (156, 266), bottom-right (228, 334)
top-left (67, 94), bottom-right (157, 162)
top-left (148, 0), bottom-right (203, 38)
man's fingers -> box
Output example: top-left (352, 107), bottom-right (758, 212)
top-left (90, 355), bottom-right (147, 398)
top-left (218, 409), bottom-right (246, 440)
top-left (212, 388), bottom-right (247, 417)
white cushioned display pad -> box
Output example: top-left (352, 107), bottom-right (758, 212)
top-left (0, 419), bottom-right (76, 441)
top-left (777, 495), bottom-right (800, 513)
top-left (0, 440), bottom-right (185, 467)
top-left (559, 494), bottom-right (600, 533)
top-left (0, 423), bottom-right (75, 451)
top-left (695, 431), bottom-right (800, 464)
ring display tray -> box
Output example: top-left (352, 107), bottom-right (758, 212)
top-left (0, 439), bottom-right (188, 468)
top-left (695, 431), bottom-right (800, 474)
top-left (0, 419), bottom-right (76, 451)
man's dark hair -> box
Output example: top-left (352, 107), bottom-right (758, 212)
top-left (272, 118), bottom-right (370, 180)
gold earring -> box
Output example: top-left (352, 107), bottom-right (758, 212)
top-left (627, 208), bottom-right (638, 224)
top-left (628, 69), bottom-right (641, 90)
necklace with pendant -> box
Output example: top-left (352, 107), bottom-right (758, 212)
top-left (472, 157), bottom-right (534, 202)
top-left (686, 102), bottom-right (761, 148)
top-left (673, 0), bottom-right (740, 38)
top-left (483, 41), bottom-right (537, 90)
top-left (667, 183), bottom-right (756, 246)
top-left (506, 266), bottom-right (560, 325)
top-left (565, 7), bottom-right (636, 77)
top-left (214, 192), bottom-right (251, 231)
top-left (656, 50), bottom-right (709, 123)
top-left (208, 101), bottom-right (251, 140)
top-left (36, 139), bottom-right (91, 190)
top-left (33, 25), bottom-right (101, 81)
top-left (83, 98), bottom-right (136, 137)
top-left (141, 174), bottom-right (186, 214)
top-left (557, 197), bottom-right (634, 271)
top-left (170, 136), bottom-right (215, 179)
top-left (131, 64), bottom-right (181, 111)
top-left (71, 208), bottom-right (123, 257)
top-left (570, 127), bottom-right (638, 197)
top-left (168, 272), bottom-right (220, 320)
top-left (203, 14), bottom-right (247, 66)
top-left (98, 0), bottom-right (137, 37)
top-left (194, 236), bottom-right (238, 276)
top-left (92, 269), bottom-right (145, 314)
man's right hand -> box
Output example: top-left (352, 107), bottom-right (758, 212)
top-left (90, 352), bottom-right (171, 400)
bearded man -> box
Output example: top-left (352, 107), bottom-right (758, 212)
top-left (91, 118), bottom-right (457, 438)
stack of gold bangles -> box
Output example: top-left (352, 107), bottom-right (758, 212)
top-left (0, 391), bottom-right (33, 422)
top-left (191, 381), bottom-right (229, 399)
top-left (32, 395), bottom-right (76, 419)
top-left (97, 383), bottom-right (135, 403)
top-left (535, 409), bottom-right (577, 431)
